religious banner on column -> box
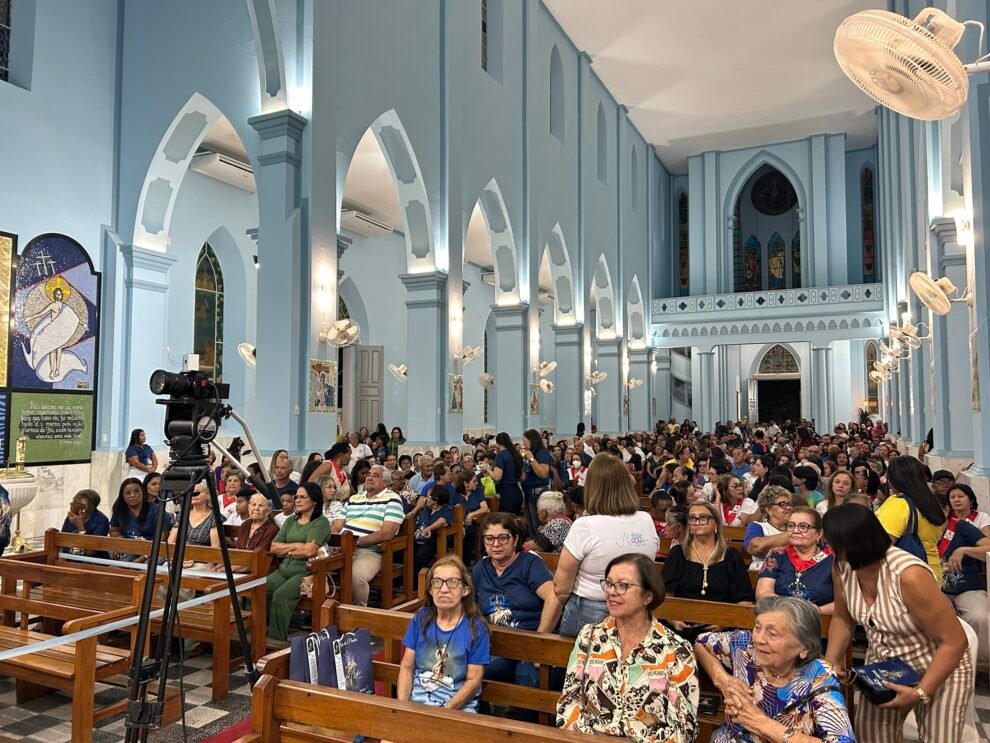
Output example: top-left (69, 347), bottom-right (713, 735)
top-left (6, 234), bottom-right (101, 465)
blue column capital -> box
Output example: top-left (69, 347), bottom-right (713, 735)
top-left (119, 244), bottom-right (177, 274)
top-left (597, 338), bottom-right (622, 358)
top-left (628, 347), bottom-right (650, 363)
top-left (552, 322), bottom-right (583, 344)
top-left (401, 272), bottom-right (448, 306)
top-left (930, 216), bottom-right (958, 248)
top-left (490, 303), bottom-right (528, 326)
top-left (248, 108), bottom-right (307, 166)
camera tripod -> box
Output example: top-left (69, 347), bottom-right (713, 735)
top-left (123, 401), bottom-right (271, 742)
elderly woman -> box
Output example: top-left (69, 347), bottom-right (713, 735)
top-left (236, 494), bottom-right (280, 573)
top-left (266, 482), bottom-right (331, 641)
top-left (558, 553), bottom-right (700, 742)
top-left (694, 596), bottom-right (854, 742)
top-left (823, 503), bottom-right (972, 741)
top-left (744, 485), bottom-right (796, 572)
top-left (63, 488), bottom-right (109, 538)
top-left (553, 454), bottom-right (659, 636)
top-left (523, 490), bottom-right (572, 554)
top-left (945, 482), bottom-right (990, 538)
top-left (756, 507), bottom-right (834, 614)
top-left (716, 473), bottom-right (759, 526)
top-left (472, 513), bottom-right (558, 718)
top-left (817, 470), bottom-right (854, 516)
top-left (399, 555), bottom-right (490, 711)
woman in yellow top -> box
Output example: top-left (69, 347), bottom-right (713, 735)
top-left (876, 456), bottom-right (947, 580)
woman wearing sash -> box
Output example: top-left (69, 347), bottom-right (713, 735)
top-left (715, 473), bottom-right (758, 527)
top-left (944, 482), bottom-right (990, 538)
top-left (756, 507), bottom-right (834, 615)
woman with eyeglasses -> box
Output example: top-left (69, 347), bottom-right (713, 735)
top-left (817, 470), bottom-right (854, 516)
top-left (662, 502), bottom-right (754, 626)
top-left (558, 553), bottom-right (699, 742)
top-left (399, 555), bottom-right (490, 711)
top-left (744, 485), bottom-right (798, 572)
top-left (471, 513), bottom-right (559, 719)
top-left (715, 474), bottom-right (759, 527)
top-left (756, 507), bottom-right (834, 614)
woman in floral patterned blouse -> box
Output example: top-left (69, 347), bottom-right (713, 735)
top-left (557, 553), bottom-right (699, 742)
top-left (694, 596), bottom-right (854, 743)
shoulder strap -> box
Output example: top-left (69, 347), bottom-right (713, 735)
top-left (901, 495), bottom-right (919, 537)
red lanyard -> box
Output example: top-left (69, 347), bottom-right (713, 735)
top-left (786, 544), bottom-right (831, 574)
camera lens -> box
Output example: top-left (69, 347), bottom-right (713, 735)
top-left (150, 370), bottom-right (193, 397)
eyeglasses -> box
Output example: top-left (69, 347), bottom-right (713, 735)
top-left (600, 579), bottom-right (642, 595)
top-left (687, 514), bottom-right (713, 525)
top-left (785, 522), bottom-right (816, 533)
top-left (771, 500), bottom-right (792, 510)
top-left (483, 533), bottom-right (513, 545)
top-left (429, 577), bottom-right (465, 590)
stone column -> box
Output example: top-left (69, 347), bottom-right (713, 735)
top-left (120, 245), bottom-right (176, 446)
top-left (652, 349), bottom-right (671, 423)
top-left (488, 304), bottom-right (527, 437)
top-left (553, 323), bottom-right (584, 438)
top-left (697, 348), bottom-right (716, 431)
top-left (595, 338), bottom-right (623, 433)
top-left (248, 109), bottom-right (307, 451)
top-left (401, 272), bottom-right (448, 443)
top-left (627, 348), bottom-right (650, 432)
top-left (810, 344), bottom-right (834, 434)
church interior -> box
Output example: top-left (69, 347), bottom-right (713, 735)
top-left (1, 0), bottom-right (990, 740)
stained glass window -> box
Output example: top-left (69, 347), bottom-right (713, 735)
top-left (0, 0), bottom-right (11, 83)
top-left (743, 235), bottom-right (762, 291)
top-left (483, 329), bottom-right (490, 423)
top-left (865, 341), bottom-right (879, 412)
top-left (758, 344), bottom-right (799, 375)
top-left (194, 243), bottom-right (224, 381)
top-left (732, 201), bottom-right (742, 291)
top-left (481, 0), bottom-right (488, 71)
top-left (337, 296), bottom-right (349, 410)
top-left (791, 231), bottom-right (801, 289)
top-left (767, 232), bottom-right (785, 290)
top-left (862, 167), bottom-right (875, 282)
top-left (678, 193), bottom-right (689, 296)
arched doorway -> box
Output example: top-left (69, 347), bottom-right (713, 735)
top-left (753, 344), bottom-right (801, 423)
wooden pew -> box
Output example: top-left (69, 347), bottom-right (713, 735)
top-left (368, 519), bottom-right (415, 608)
top-left (723, 525), bottom-right (747, 542)
top-left (235, 678), bottom-right (596, 743)
top-left (296, 531), bottom-right (354, 632)
top-left (435, 505), bottom-right (465, 561)
top-left (22, 529), bottom-right (267, 700)
top-left (0, 560), bottom-right (179, 742)
top-left (535, 551), bottom-right (559, 572)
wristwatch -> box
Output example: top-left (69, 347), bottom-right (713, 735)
top-left (781, 727), bottom-right (796, 743)
top-left (915, 687), bottom-right (931, 705)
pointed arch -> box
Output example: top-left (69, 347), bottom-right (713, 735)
top-left (591, 254), bottom-right (616, 340)
top-left (471, 178), bottom-right (518, 304)
top-left (549, 45), bottom-right (564, 142)
top-left (245, 0), bottom-right (287, 112)
top-left (133, 93), bottom-right (226, 251)
top-left (340, 109), bottom-right (436, 272)
top-left (753, 343), bottom-right (800, 377)
top-left (627, 275), bottom-right (645, 348)
top-left (541, 224), bottom-right (575, 325)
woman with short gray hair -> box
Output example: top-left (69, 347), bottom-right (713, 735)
top-left (524, 490), bottom-right (572, 554)
top-left (694, 596), bottom-right (854, 742)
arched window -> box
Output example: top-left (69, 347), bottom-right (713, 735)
top-left (733, 165), bottom-right (800, 291)
top-left (862, 167), bottom-right (876, 282)
top-left (194, 243), bottom-right (224, 381)
top-left (630, 145), bottom-right (639, 212)
top-left (758, 344), bottom-right (799, 375)
top-left (767, 232), bottom-right (785, 290)
top-left (549, 45), bottom-right (564, 141)
top-left (791, 230), bottom-right (801, 288)
top-left (742, 235), bottom-right (762, 291)
top-left (677, 193), bottom-right (689, 296)
top-left (596, 103), bottom-right (607, 184)
top-left (865, 341), bottom-right (879, 413)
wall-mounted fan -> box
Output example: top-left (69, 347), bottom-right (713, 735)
top-left (478, 373), bottom-right (496, 389)
top-left (626, 377), bottom-right (644, 389)
top-left (870, 369), bottom-right (891, 383)
top-left (834, 7), bottom-right (990, 121)
top-left (539, 379), bottom-right (554, 393)
top-left (879, 339), bottom-right (909, 360)
top-left (889, 321), bottom-right (930, 350)
top-left (909, 272), bottom-right (972, 315)
top-left (458, 346), bottom-right (482, 366)
top-left (588, 370), bottom-right (608, 385)
top-left (320, 319), bottom-right (361, 347)
top-left (537, 361), bottom-right (557, 378)
top-left (388, 363), bottom-right (408, 382)
top-left (238, 343), bottom-right (257, 368)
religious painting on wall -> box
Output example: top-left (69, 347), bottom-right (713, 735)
top-left (448, 374), bottom-right (464, 414)
top-left (529, 383), bottom-right (540, 416)
top-left (0, 232), bottom-right (15, 389)
top-left (194, 243), bottom-right (224, 382)
top-left (743, 235), bottom-right (762, 291)
top-left (308, 359), bottom-right (337, 413)
top-left (767, 232), bottom-right (785, 290)
top-left (8, 233), bottom-right (100, 465)
top-left (971, 331), bottom-right (981, 412)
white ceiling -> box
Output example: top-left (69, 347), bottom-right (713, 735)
top-left (545, 0), bottom-right (882, 173)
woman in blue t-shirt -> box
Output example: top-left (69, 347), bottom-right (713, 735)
top-left (125, 428), bottom-right (158, 481)
top-left (755, 506), bottom-right (834, 613)
top-left (110, 478), bottom-right (171, 559)
top-left (399, 555), bottom-right (490, 711)
top-left (453, 470), bottom-right (489, 565)
top-left (413, 485), bottom-right (455, 573)
top-left (61, 489), bottom-right (111, 560)
top-left (939, 511), bottom-right (990, 663)
top-left (490, 432), bottom-right (524, 515)
top-left (520, 429), bottom-right (553, 538)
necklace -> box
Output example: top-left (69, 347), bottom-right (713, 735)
top-left (764, 665), bottom-right (795, 682)
top-left (692, 543), bottom-right (717, 597)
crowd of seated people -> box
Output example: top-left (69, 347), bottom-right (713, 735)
top-left (44, 414), bottom-right (990, 740)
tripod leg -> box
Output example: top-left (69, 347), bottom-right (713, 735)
top-left (205, 474), bottom-right (259, 686)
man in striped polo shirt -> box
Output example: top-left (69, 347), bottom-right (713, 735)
top-left (332, 464), bottom-right (404, 606)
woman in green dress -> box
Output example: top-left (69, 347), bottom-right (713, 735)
top-left (266, 481), bottom-right (330, 641)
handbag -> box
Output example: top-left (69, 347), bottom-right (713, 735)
top-left (893, 496), bottom-right (928, 564)
top-left (289, 625), bottom-right (375, 694)
top-left (851, 658), bottom-right (922, 705)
